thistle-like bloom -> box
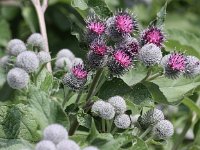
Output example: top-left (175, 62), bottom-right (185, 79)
top-left (56, 49), bottom-right (75, 61)
top-left (43, 124), bottom-right (68, 145)
top-left (141, 26), bottom-right (165, 47)
top-left (108, 96), bottom-right (126, 114)
top-left (37, 51), bottom-right (51, 64)
top-left (99, 102), bottom-right (115, 120)
top-left (138, 43), bottom-right (162, 66)
top-left (114, 114), bottom-right (131, 129)
top-left (161, 52), bottom-right (186, 79)
top-left (57, 140), bottom-right (80, 150)
top-left (108, 50), bottom-right (133, 76)
top-left (91, 100), bottom-right (106, 116)
top-left (8, 42), bottom-right (27, 56)
top-left (117, 36), bottom-right (140, 57)
top-left (63, 64), bottom-right (88, 91)
top-left (114, 11), bottom-right (138, 34)
top-left (35, 140), bottom-right (56, 150)
top-left (7, 68), bottom-right (29, 89)
top-left (152, 120), bottom-right (174, 140)
top-left (85, 16), bottom-right (106, 43)
top-left (184, 56), bottom-right (200, 78)
top-left (27, 33), bottom-right (45, 50)
top-left (138, 108), bottom-right (164, 130)
top-left (83, 146), bottom-right (99, 150)
top-left (55, 57), bottom-right (72, 71)
top-left (87, 39), bottom-right (108, 69)
top-left (16, 51), bottom-right (39, 73)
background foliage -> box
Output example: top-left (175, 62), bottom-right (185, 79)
top-left (0, 0), bottom-right (200, 150)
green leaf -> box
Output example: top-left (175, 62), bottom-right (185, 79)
top-left (77, 109), bottom-right (92, 129)
top-left (22, 7), bottom-right (38, 33)
top-left (0, 139), bottom-right (33, 150)
top-left (165, 29), bottom-right (200, 58)
top-left (0, 19), bottom-right (11, 47)
top-left (71, 0), bottom-right (88, 10)
top-left (155, 1), bottom-right (167, 27)
top-left (152, 76), bottom-right (200, 104)
top-left (87, 119), bottom-right (99, 143)
top-left (88, 0), bottom-right (112, 18)
top-left (131, 137), bottom-right (148, 150)
top-left (99, 137), bottom-right (126, 150)
top-left (0, 104), bottom-right (40, 141)
top-left (182, 97), bottom-right (200, 118)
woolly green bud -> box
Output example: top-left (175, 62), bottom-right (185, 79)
top-left (99, 102), bottom-right (115, 120)
top-left (7, 68), bottom-right (29, 89)
top-left (16, 51), bottom-right (39, 73)
top-left (56, 49), bottom-right (75, 61)
top-left (8, 42), bottom-right (26, 56)
top-left (139, 43), bottom-right (162, 66)
top-left (35, 140), bottom-right (56, 150)
top-left (57, 140), bottom-right (80, 150)
top-left (7, 39), bottom-right (24, 53)
top-left (43, 124), bottom-right (68, 144)
top-left (37, 51), bottom-right (51, 64)
top-left (108, 96), bottom-right (126, 114)
top-left (27, 33), bottom-right (45, 50)
top-left (114, 114), bottom-right (131, 129)
top-left (152, 120), bottom-right (174, 140)
top-left (138, 108), bottom-right (164, 129)
top-left (83, 146), bottom-right (99, 150)
top-left (55, 57), bottom-right (72, 71)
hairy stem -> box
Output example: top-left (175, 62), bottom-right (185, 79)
top-left (86, 68), bottom-right (104, 101)
top-left (140, 67), bottom-right (152, 83)
top-left (172, 114), bottom-right (192, 150)
top-left (139, 126), bottom-right (153, 139)
top-left (102, 119), bottom-right (106, 132)
top-left (146, 72), bottom-right (163, 81)
top-left (31, 0), bottom-right (52, 72)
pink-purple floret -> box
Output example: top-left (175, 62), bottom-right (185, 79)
top-left (90, 42), bottom-right (107, 56)
top-left (115, 14), bottom-right (134, 33)
top-left (114, 50), bottom-right (132, 67)
top-left (168, 53), bottom-right (185, 71)
top-left (87, 22), bottom-right (105, 35)
top-left (72, 64), bottom-right (87, 79)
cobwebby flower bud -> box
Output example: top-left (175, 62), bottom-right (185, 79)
top-left (8, 42), bottom-right (26, 56)
top-left (16, 51), bottom-right (39, 73)
top-left (55, 57), bottom-right (72, 71)
top-left (0, 56), bottom-right (9, 69)
top-left (43, 124), bottom-right (68, 144)
top-left (37, 51), bottom-right (51, 64)
top-left (91, 100), bottom-right (106, 116)
top-left (35, 140), bottom-right (56, 150)
top-left (108, 96), bottom-right (126, 114)
top-left (139, 43), bottom-right (162, 66)
top-left (152, 120), bottom-right (174, 140)
top-left (99, 102), bottom-right (115, 120)
top-left (7, 39), bottom-right (25, 54)
top-left (82, 146), bottom-right (99, 150)
top-left (73, 58), bottom-right (83, 66)
top-left (138, 108), bottom-right (164, 129)
top-left (56, 140), bottom-right (80, 150)
top-left (7, 68), bottom-right (29, 89)
top-left (114, 114), bottom-right (131, 129)
top-left (56, 49), bottom-right (75, 61)
top-left (184, 56), bottom-right (200, 78)
top-left (27, 33), bottom-right (45, 50)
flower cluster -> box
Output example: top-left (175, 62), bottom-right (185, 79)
top-left (35, 124), bottom-right (99, 150)
top-left (1, 33), bottom-right (52, 89)
top-left (138, 108), bottom-right (174, 140)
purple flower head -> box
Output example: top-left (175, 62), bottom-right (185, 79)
top-left (168, 53), bottom-right (185, 71)
top-left (114, 11), bottom-right (137, 34)
top-left (89, 40), bottom-right (107, 56)
top-left (141, 27), bottom-right (165, 47)
top-left (72, 64), bottom-right (87, 79)
top-left (114, 50), bottom-right (132, 67)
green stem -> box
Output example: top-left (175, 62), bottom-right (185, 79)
top-left (75, 91), bottom-right (83, 104)
top-left (68, 119), bottom-right (79, 136)
top-left (107, 119), bottom-right (113, 133)
top-left (146, 72), bottom-right (163, 81)
top-left (111, 126), bottom-right (118, 134)
top-left (102, 119), bottom-right (106, 132)
top-left (140, 67), bottom-right (152, 83)
top-left (172, 114), bottom-right (192, 150)
top-left (86, 68), bottom-right (103, 102)
top-left (62, 88), bottom-right (72, 108)
top-left (139, 126), bottom-right (153, 139)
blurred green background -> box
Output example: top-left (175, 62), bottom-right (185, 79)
top-left (0, 0), bottom-right (200, 59)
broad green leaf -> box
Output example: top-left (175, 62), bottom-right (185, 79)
top-left (155, 1), bottom-right (167, 27)
top-left (152, 76), bottom-right (200, 104)
top-left (182, 97), bottom-right (200, 118)
top-left (131, 137), bottom-right (148, 150)
top-left (22, 7), bottom-right (38, 33)
top-left (165, 29), bottom-right (200, 58)
top-left (0, 139), bottom-right (33, 150)
top-left (88, 0), bottom-right (112, 18)
top-left (87, 119), bottom-right (99, 143)
top-left (1, 6), bottom-right (20, 21)
top-left (0, 19), bottom-right (11, 47)
top-left (71, 0), bottom-right (88, 10)
top-left (77, 109), bottom-right (92, 129)
top-left (0, 104), bottom-right (40, 141)
top-left (99, 137), bottom-right (126, 150)
top-left (70, 131), bottom-right (88, 146)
